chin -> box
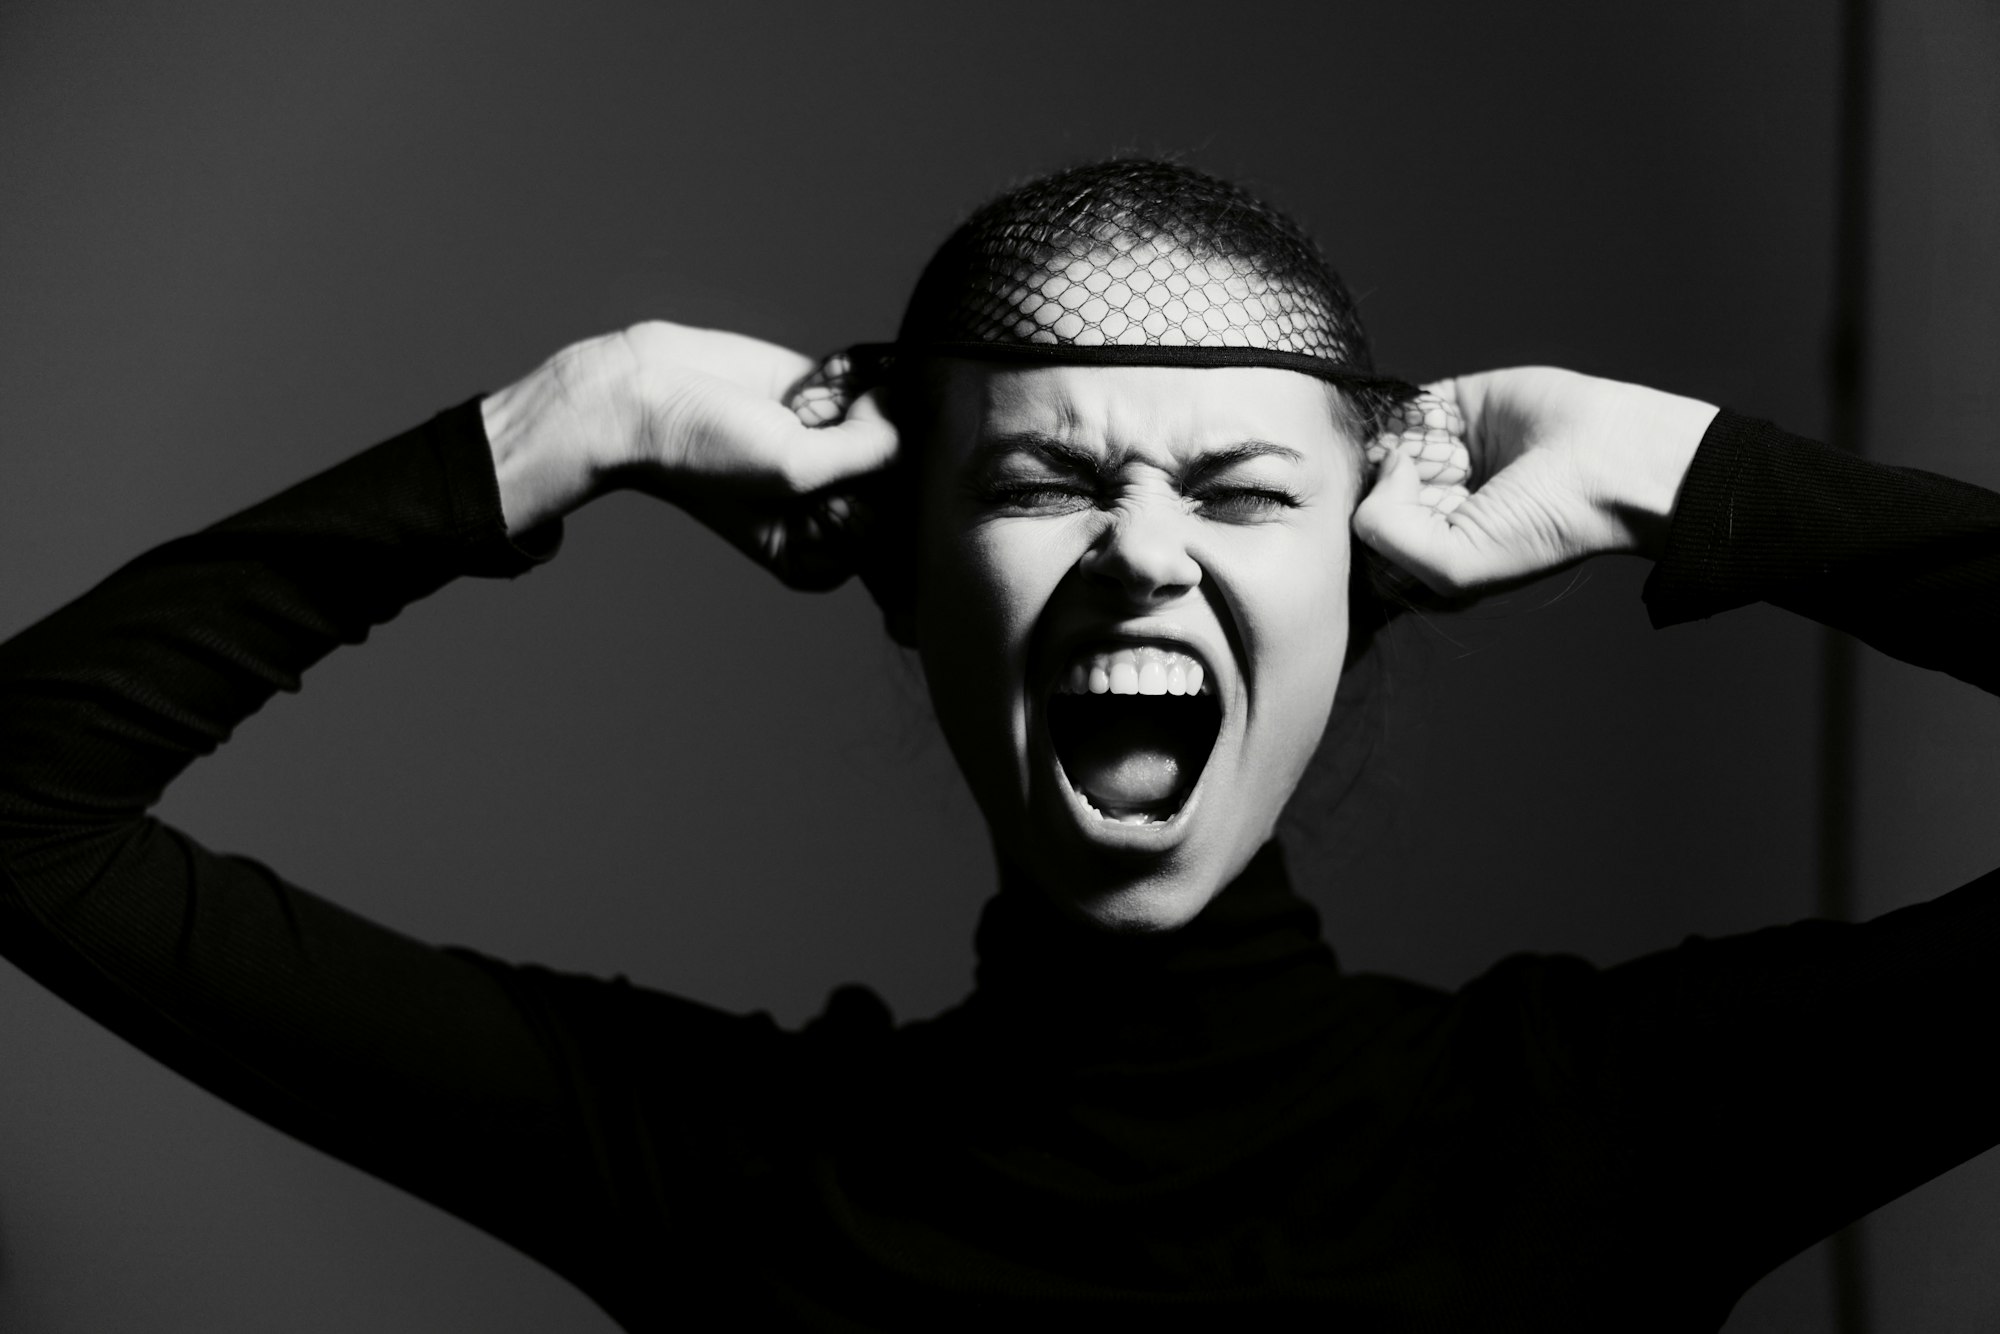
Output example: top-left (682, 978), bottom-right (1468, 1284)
top-left (1012, 712), bottom-right (1278, 934)
top-left (1001, 628), bottom-right (1289, 931)
top-left (1056, 860), bottom-right (1237, 933)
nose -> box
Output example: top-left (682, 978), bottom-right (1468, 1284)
top-left (1079, 500), bottom-right (1202, 606)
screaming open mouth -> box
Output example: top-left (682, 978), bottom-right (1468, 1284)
top-left (1046, 645), bottom-right (1223, 826)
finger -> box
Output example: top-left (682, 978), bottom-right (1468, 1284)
top-left (1425, 440), bottom-right (1471, 486)
top-left (1401, 386), bottom-right (1466, 435)
top-left (696, 381), bottom-right (897, 496)
top-left (1418, 376), bottom-right (1461, 405)
top-left (1369, 390), bottom-right (1463, 447)
top-left (1351, 448), bottom-right (1486, 595)
top-left (788, 350), bottom-right (856, 429)
top-left (778, 388), bottom-right (899, 494)
top-left (1383, 434), bottom-right (1470, 485)
top-left (842, 386), bottom-right (890, 429)
top-left (1366, 391), bottom-right (1470, 486)
top-left (1423, 373), bottom-right (1490, 431)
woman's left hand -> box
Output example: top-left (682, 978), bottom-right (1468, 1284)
top-left (1351, 366), bottom-right (1719, 596)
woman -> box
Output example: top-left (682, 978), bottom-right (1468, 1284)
top-left (2, 160), bottom-right (1995, 1330)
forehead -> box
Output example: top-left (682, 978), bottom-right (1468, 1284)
top-left (928, 362), bottom-right (1355, 467)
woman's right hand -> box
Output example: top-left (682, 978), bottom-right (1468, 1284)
top-left (481, 321), bottom-right (899, 590)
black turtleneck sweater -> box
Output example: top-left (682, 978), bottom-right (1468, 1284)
top-left (2, 403), bottom-right (1998, 1331)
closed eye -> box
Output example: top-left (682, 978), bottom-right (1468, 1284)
top-left (965, 435), bottom-right (1307, 519)
top-left (1178, 442), bottom-right (1306, 521)
top-left (970, 478), bottom-right (1097, 514)
top-left (1190, 484), bottom-right (1302, 521)
top-left (972, 477), bottom-right (1302, 519)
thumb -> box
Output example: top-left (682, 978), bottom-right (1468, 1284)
top-left (1352, 447), bottom-right (1480, 596)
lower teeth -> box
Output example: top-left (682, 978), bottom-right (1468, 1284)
top-left (1079, 793), bottom-right (1171, 825)
top-left (1047, 693), bottom-right (1218, 833)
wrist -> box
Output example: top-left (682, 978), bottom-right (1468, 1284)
top-left (1609, 383), bottom-right (1720, 559)
top-left (482, 333), bottom-right (636, 535)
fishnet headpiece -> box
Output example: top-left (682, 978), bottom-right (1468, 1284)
top-left (794, 159), bottom-right (1418, 428)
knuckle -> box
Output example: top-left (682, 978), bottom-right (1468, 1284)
top-left (772, 445), bottom-right (823, 495)
top-left (1418, 548), bottom-right (1471, 596)
top-left (622, 318), bottom-right (686, 349)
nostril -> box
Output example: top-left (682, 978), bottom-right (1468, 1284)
top-left (1083, 559), bottom-right (1194, 606)
top-left (1080, 524), bottom-right (1201, 601)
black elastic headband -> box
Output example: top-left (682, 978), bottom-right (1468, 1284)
top-left (843, 339), bottom-right (1416, 398)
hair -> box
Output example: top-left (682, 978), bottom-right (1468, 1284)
top-left (899, 161), bottom-right (1381, 360)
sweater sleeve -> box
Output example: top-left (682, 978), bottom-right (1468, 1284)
top-left (0, 403), bottom-right (794, 1294)
top-left (1642, 407), bottom-right (2000, 693)
top-left (1584, 410), bottom-right (2000, 1295)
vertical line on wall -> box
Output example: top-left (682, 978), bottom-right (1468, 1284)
top-left (1822, 0), bottom-right (1874, 1330)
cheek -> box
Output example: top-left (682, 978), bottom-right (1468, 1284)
top-left (913, 514), bottom-right (1097, 825)
top-left (912, 514), bottom-right (1091, 769)
top-left (1228, 524), bottom-right (1353, 734)
top-left (916, 513), bottom-right (1093, 655)
top-left (916, 529), bottom-right (1021, 661)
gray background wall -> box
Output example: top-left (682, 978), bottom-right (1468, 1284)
top-left (1850, 3), bottom-right (2000, 1325)
top-left (0, 2), bottom-right (1991, 1329)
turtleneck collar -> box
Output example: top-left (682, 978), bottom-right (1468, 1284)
top-left (968, 841), bottom-right (1344, 1062)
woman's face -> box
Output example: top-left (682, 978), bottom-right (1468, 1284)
top-left (912, 362), bottom-right (1362, 930)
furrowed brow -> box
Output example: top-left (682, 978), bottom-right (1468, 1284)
top-left (968, 432), bottom-right (1104, 477)
top-left (967, 434), bottom-right (1304, 484)
top-left (1177, 441), bottom-right (1304, 485)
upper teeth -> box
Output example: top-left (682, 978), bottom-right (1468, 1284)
top-left (1055, 646), bottom-right (1209, 696)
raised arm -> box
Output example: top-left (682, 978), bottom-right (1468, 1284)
top-left (1367, 367), bottom-right (2000, 1307)
top-left (482, 321), bottom-right (896, 581)
top-left (0, 321), bottom-right (896, 1285)
top-left (1353, 365), bottom-right (2000, 692)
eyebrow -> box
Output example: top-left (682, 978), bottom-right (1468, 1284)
top-left (969, 431), bottom-right (1304, 483)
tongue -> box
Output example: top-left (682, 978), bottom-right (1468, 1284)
top-left (1067, 718), bottom-right (1187, 810)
